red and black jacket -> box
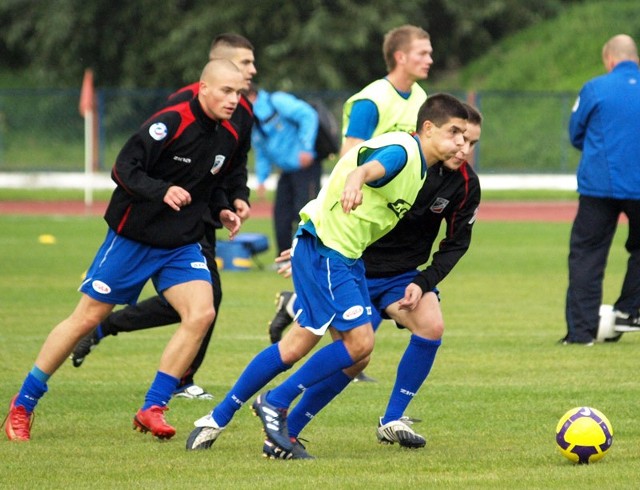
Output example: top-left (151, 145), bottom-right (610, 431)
top-left (363, 161), bottom-right (481, 293)
top-left (167, 83), bottom-right (253, 209)
top-left (105, 97), bottom-right (239, 248)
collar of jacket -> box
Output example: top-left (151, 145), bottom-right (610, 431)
top-left (190, 97), bottom-right (220, 132)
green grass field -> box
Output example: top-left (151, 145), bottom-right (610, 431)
top-left (1, 214), bottom-right (639, 489)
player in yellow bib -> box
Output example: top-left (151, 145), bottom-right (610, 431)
top-left (342, 79), bottom-right (427, 140)
top-left (186, 93), bottom-right (468, 459)
top-left (270, 25), bottom-right (433, 350)
top-left (301, 131), bottom-right (427, 260)
top-left (340, 25), bottom-right (431, 155)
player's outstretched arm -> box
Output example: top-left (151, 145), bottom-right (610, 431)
top-left (340, 161), bottom-right (385, 213)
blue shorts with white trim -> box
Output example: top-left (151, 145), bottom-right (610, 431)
top-left (291, 232), bottom-right (372, 335)
top-left (79, 228), bottom-right (211, 305)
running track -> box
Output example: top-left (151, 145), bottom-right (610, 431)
top-left (0, 200), bottom-right (580, 222)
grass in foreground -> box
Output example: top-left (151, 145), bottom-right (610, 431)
top-left (0, 215), bottom-right (638, 489)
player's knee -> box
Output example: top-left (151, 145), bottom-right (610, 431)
top-left (278, 345), bottom-right (305, 365)
top-left (69, 306), bottom-right (109, 337)
top-left (344, 330), bottom-right (374, 361)
top-left (409, 316), bottom-right (444, 340)
top-left (426, 319), bottom-right (445, 340)
top-left (184, 305), bottom-right (215, 334)
top-left (277, 329), bottom-right (318, 365)
top-left (68, 317), bottom-right (102, 341)
top-left (202, 306), bottom-right (216, 328)
top-left (344, 356), bottom-right (370, 377)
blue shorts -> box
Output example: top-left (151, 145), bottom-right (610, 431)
top-left (367, 270), bottom-right (440, 330)
top-left (291, 232), bottom-right (371, 335)
top-left (79, 228), bottom-right (211, 305)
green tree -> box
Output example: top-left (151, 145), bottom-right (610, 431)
top-left (0, 0), bottom-right (580, 90)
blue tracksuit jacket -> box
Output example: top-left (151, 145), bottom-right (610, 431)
top-left (252, 89), bottom-right (319, 184)
top-left (569, 60), bottom-right (640, 199)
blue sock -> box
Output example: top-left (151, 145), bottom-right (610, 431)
top-left (287, 370), bottom-right (352, 439)
top-left (267, 340), bottom-right (354, 409)
top-left (142, 371), bottom-right (179, 410)
top-left (382, 335), bottom-right (441, 424)
top-left (95, 324), bottom-right (104, 340)
top-left (213, 344), bottom-right (290, 427)
top-left (16, 367), bottom-right (50, 413)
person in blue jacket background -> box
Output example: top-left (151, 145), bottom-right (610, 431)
top-left (249, 87), bottom-right (319, 255)
top-left (563, 34), bottom-right (640, 345)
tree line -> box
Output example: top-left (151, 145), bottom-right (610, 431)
top-left (0, 0), bottom-right (583, 91)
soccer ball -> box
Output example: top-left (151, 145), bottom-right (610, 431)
top-left (596, 304), bottom-right (622, 342)
top-left (555, 407), bottom-right (613, 464)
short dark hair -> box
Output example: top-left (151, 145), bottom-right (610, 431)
top-left (210, 33), bottom-right (254, 53)
top-left (463, 103), bottom-right (483, 126)
top-left (416, 93), bottom-right (468, 130)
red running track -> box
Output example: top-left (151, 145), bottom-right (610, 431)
top-left (0, 200), bottom-right (581, 222)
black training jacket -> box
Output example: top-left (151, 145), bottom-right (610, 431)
top-left (104, 97), bottom-right (239, 248)
top-left (163, 83), bottom-right (254, 259)
top-left (363, 161), bottom-right (481, 293)
top-left (167, 83), bottom-right (253, 209)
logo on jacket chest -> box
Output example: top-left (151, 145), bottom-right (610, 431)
top-left (210, 155), bottom-right (226, 175)
top-left (173, 155), bottom-right (192, 164)
top-left (149, 122), bottom-right (168, 141)
top-left (429, 197), bottom-right (450, 214)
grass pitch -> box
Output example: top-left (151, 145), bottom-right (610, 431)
top-left (1, 214), bottom-right (639, 489)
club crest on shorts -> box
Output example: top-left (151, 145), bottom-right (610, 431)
top-left (91, 280), bottom-right (111, 294)
top-left (343, 305), bottom-right (364, 320)
top-left (430, 197), bottom-right (450, 214)
top-left (210, 155), bottom-right (226, 175)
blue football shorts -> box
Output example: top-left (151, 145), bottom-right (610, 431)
top-left (367, 270), bottom-right (440, 330)
top-left (291, 232), bottom-right (372, 335)
top-left (79, 228), bottom-right (211, 305)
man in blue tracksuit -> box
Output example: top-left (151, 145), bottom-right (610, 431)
top-left (563, 34), bottom-right (640, 344)
top-left (249, 87), bottom-right (319, 255)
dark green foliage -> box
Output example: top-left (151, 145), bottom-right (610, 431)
top-left (0, 0), bottom-right (575, 90)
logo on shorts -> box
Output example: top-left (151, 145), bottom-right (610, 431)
top-left (92, 280), bottom-right (111, 294)
top-left (191, 261), bottom-right (208, 270)
top-left (210, 155), bottom-right (226, 175)
top-left (149, 122), bottom-right (168, 141)
top-left (343, 305), bottom-right (364, 321)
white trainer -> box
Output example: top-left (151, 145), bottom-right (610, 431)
top-left (376, 416), bottom-right (426, 448)
top-left (173, 384), bottom-right (214, 400)
top-left (185, 414), bottom-right (225, 450)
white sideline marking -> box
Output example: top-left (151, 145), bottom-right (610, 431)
top-left (0, 172), bottom-right (577, 191)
